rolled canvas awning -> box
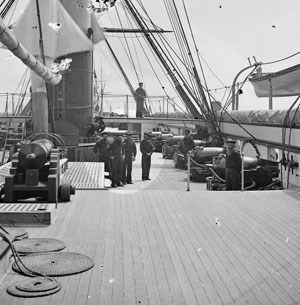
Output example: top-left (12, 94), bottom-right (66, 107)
top-left (249, 64), bottom-right (300, 97)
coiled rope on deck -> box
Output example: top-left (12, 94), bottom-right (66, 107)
top-left (0, 226), bottom-right (61, 298)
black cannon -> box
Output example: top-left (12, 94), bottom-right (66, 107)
top-left (188, 146), bottom-right (225, 181)
top-left (162, 135), bottom-right (183, 159)
top-left (206, 156), bottom-right (279, 190)
top-left (174, 142), bottom-right (213, 170)
top-left (4, 138), bottom-right (75, 203)
top-left (153, 133), bottom-right (173, 152)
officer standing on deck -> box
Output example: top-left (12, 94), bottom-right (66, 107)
top-left (93, 132), bottom-right (110, 172)
top-left (110, 134), bottom-right (124, 188)
top-left (122, 133), bottom-right (137, 184)
top-left (225, 139), bottom-right (241, 190)
top-left (140, 132), bottom-right (154, 181)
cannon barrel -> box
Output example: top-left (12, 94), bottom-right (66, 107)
top-left (194, 140), bottom-right (207, 147)
top-left (192, 146), bottom-right (226, 163)
top-left (165, 135), bottom-right (184, 146)
top-left (18, 139), bottom-right (54, 170)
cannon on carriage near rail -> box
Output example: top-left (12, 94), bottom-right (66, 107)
top-left (186, 140), bottom-right (280, 188)
top-left (205, 155), bottom-right (280, 190)
top-left (4, 134), bottom-right (75, 203)
top-left (202, 140), bottom-right (280, 190)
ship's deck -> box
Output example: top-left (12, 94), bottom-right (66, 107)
top-left (1, 146), bottom-right (300, 304)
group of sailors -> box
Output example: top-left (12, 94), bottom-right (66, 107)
top-left (94, 127), bottom-right (241, 191)
top-left (93, 132), bottom-right (154, 188)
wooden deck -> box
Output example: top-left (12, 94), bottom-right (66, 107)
top-left (1, 147), bottom-right (300, 304)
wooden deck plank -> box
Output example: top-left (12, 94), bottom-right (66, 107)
top-left (84, 192), bottom-right (110, 305)
top-left (159, 190), bottom-right (233, 305)
top-left (73, 191), bottom-right (104, 305)
top-left (112, 195), bottom-right (125, 305)
top-left (201, 191), bottom-right (300, 304)
top-left (134, 192), bottom-right (161, 305)
top-left (166, 191), bottom-right (251, 305)
top-left (187, 193), bottom-right (282, 305)
top-left (122, 194), bottom-right (136, 305)
top-left (221, 192), bottom-right (300, 287)
top-left (127, 193), bottom-right (149, 305)
top-left (202, 192), bottom-right (288, 305)
top-left (154, 191), bottom-right (203, 305)
top-left (139, 191), bottom-right (174, 305)
top-left (145, 191), bottom-right (187, 305)
top-left (99, 192), bottom-right (116, 305)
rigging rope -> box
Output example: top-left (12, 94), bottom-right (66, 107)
top-left (123, 0), bottom-right (201, 118)
top-left (0, 0), bottom-right (15, 18)
top-left (115, 5), bottom-right (140, 82)
top-left (262, 50), bottom-right (300, 65)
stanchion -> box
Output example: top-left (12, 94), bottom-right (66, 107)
top-left (187, 152), bottom-right (190, 191)
top-left (241, 153), bottom-right (244, 191)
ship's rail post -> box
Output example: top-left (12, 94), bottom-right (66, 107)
top-left (231, 63), bottom-right (260, 110)
top-left (187, 152), bottom-right (191, 191)
top-left (241, 152), bottom-right (245, 191)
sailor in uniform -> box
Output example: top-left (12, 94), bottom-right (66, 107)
top-left (140, 132), bottom-right (154, 181)
top-left (134, 82), bottom-right (146, 118)
top-left (122, 133), bottom-right (137, 184)
top-left (110, 135), bottom-right (124, 188)
top-left (225, 139), bottom-right (241, 190)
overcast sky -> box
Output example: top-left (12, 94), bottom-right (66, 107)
top-left (1, 0), bottom-right (300, 112)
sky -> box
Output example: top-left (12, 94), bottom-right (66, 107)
top-left (1, 0), bottom-right (300, 114)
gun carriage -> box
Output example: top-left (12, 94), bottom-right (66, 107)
top-left (4, 134), bottom-right (75, 203)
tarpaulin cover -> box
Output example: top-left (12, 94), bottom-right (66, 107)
top-left (249, 64), bottom-right (300, 98)
top-left (7, 0), bottom-right (93, 59)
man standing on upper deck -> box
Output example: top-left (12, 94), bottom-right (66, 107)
top-left (224, 139), bottom-right (241, 190)
top-left (140, 132), bottom-right (154, 181)
top-left (122, 133), bottom-right (137, 184)
top-left (135, 82), bottom-right (146, 118)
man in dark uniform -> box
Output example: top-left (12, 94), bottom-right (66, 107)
top-left (134, 82), bottom-right (146, 118)
top-left (180, 129), bottom-right (195, 154)
top-left (140, 132), bottom-right (154, 181)
top-left (122, 133), bottom-right (137, 184)
top-left (179, 129), bottom-right (195, 165)
top-left (225, 139), bottom-right (241, 190)
top-left (93, 132), bottom-right (110, 172)
top-left (109, 135), bottom-right (124, 188)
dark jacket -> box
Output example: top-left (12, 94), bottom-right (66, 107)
top-left (110, 139), bottom-right (123, 157)
top-left (135, 87), bottom-right (146, 100)
top-left (93, 138), bottom-right (110, 156)
top-left (225, 151), bottom-right (241, 172)
top-left (180, 136), bottom-right (195, 154)
top-left (140, 139), bottom-right (154, 155)
top-left (123, 139), bottom-right (137, 157)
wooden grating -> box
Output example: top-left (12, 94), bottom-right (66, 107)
top-left (63, 162), bottom-right (106, 190)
